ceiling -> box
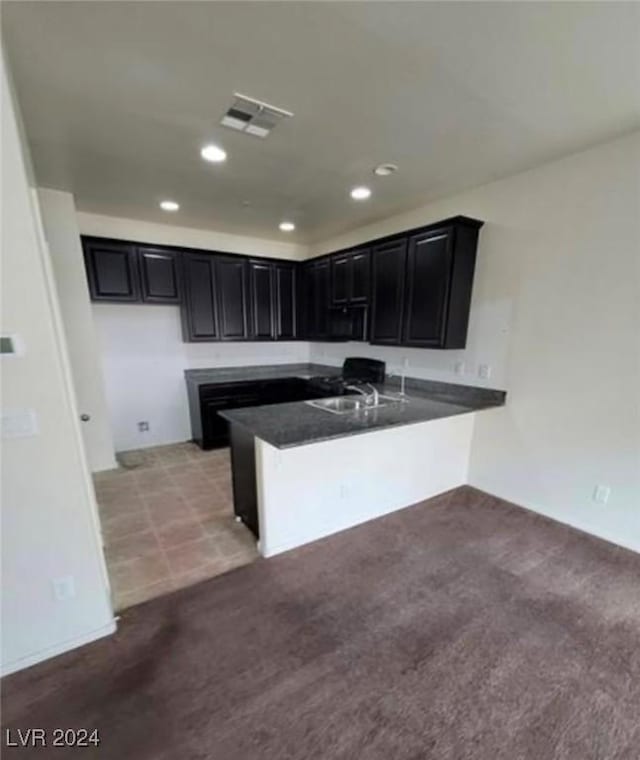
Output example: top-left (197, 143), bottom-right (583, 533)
top-left (3, 1), bottom-right (639, 244)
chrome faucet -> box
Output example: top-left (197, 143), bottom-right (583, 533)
top-left (345, 383), bottom-right (379, 406)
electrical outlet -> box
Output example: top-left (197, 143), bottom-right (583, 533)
top-left (593, 485), bottom-right (611, 504)
top-left (137, 421), bottom-right (150, 432)
top-left (52, 575), bottom-right (76, 601)
top-left (478, 364), bottom-right (492, 380)
top-left (454, 361), bottom-right (465, 376)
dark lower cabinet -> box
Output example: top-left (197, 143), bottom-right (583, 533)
top-left (370, 238), bottom-right (408, 345)
top-left (201, 392), bottom-right (261, 448)
top-left (138, 247), bottom-right (181, 303)
top-left (191, 377), bottom-right (324, 450)
top-left (83, 239), bottom-right (139, 302)
top-left (229, 423), bottom-right (259, 538)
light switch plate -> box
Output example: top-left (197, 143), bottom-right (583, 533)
top-left (52, 575), bottom-right (76, 601)
top-left (1, 408), bottom-right (39, 438)
top-left (593, 485), bottom-right (611, 504)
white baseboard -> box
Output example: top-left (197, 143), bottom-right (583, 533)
top-left (1, 619), bottom-right (117, 677)
top-left (471, 484), bottom-right (640, 556)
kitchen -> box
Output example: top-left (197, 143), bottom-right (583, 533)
top-left (83, 212), bottom-right (506, 600)
top-left (2, 2), bottom-right (639, 757)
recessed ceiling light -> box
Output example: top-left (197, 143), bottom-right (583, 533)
top-left (200, 144), bottom-right (227, 163)
top-left (374, 163), bottom-right (398, 177)
top-left (279, 221), bottom-right (295, 232)
top-left (159, 200), bottom-right (179, 212)
top-left (350, 186), bottom-right (371, 201)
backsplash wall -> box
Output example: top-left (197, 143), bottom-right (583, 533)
top-left (92, 303), bottom-right (311, 451)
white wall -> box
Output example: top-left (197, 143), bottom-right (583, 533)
top-left (76, 209), bottom-right (312, 453)
top-left (257, 413), bottom-right (475, 557)
top-left (93, 303), bottom-right (311, 451)
top-left (77, 211), bottom-right (308, 261)
top-left (1, 55), bottom-right (115, 675)
top-left (312, 132), bottom-right (640, 553)
top-left (38, 189), bottom-right (117, 472)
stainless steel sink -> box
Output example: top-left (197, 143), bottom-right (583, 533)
top-left (305, 394), bottom-right (407, 416)
top-left (306, 397), bottom-right (364, 414)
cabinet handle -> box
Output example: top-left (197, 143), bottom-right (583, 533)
top-left (80, 414), bottom-right (91, 422)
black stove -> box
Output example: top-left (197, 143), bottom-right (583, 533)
top-left (309, 357), bottom-right (386, 396)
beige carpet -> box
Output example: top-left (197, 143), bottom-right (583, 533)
top-left (3, 486), bottom-right (639, 759)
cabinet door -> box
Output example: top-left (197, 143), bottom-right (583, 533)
top-left (201, 398), bottom-right (233, 448)
top-left (138, 247), bottom-right (181, 303)
top-left (182, 254), bottom-right (218, 340)
top-left (350, 249), bottom-right (371, 304)
top-left (83, 239), bottom-right (139, 302)
top-left (201, 390), bottom-right (261, 448)
top-left (301, 264), bottom-right (316, 338)
top-left (249, 260), bottom-right (275, 340)
top-left (275, 264), bottom-right (297, 340)
top-left (313, 260), bottom-right (331, 338)
top-left (403, 229), bottom-right (453, 347)
top-left (215, 256), bottom-right (249, 340)
top-left (370, 239), bottom-right (407, 345)
top-left (330, 254), bottom-right (350, 305)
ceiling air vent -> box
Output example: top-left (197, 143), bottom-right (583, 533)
top-left (221, 93), bottom-right (293, 138)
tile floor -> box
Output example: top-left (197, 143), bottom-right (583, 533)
top-left (94, 442), bottom-right (258, 611)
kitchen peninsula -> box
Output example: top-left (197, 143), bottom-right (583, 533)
top-left (212, 367), bottom-right (506, 557)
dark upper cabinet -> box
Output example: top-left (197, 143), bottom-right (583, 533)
top-left (403, 223), bottom-right (480, 349)
top-left (315, 260), bottom-right (330, 338)
top-left (331, 254), bottom-right (350, 305)
top-left (370, 238), bottom-right (408, 345)
top-left (274, 263), bottom-right (297, 340)
top-left (83, 237), bottom-right (179, 304)
top-left (350, 249), bottom-right (371, 304)
top-left (330, 248), bottom-right (370, 306)
top-left (181, 253), bottom-right (218, 341)
top-left (138, 246), bottom-right (181, 303)
top-left (215, 256), bottom-right (250, 340)
top-left (403, 229), bottom-right (452, 347)
top-left (83, 238), bottom-right (140, 302)
top-left (248, 260), bottom-right (275, 340)
top-left (304, 259), bottom-right (330, 339)
top-left (369, 217), bottom-right (481, 349)
top-left (85, 215), bottom-right (480, 348)
top-left (248, 259), bottom-right (298, 341)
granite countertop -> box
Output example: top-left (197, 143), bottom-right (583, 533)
top-left (219, 377), bottom-right (506, 450)
top-left (184, 363), bottom-right (338, 386)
